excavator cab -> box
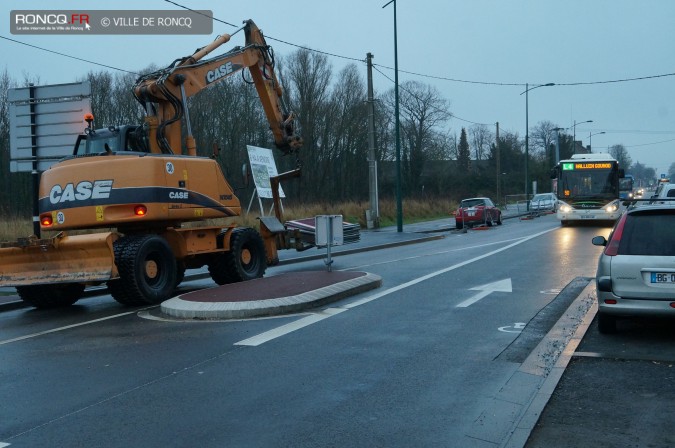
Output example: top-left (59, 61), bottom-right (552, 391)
top-left (73, 125), bottom-right (149, 155)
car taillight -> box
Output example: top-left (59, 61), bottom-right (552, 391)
top-left (604, 214), bottom-right (628, 256)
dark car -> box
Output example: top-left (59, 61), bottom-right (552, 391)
top-left (591, 204), bottom-right (675, 333)
top-left (453, 197), bottom-right (502, 229)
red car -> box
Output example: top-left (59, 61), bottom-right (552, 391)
top-left (453, 197), bottom-right (502, 229)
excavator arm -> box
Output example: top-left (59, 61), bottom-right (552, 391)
top-left (133, 19), bottom-right (302, 156)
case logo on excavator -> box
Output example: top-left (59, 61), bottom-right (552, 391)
top-left (49, 180), bottom-right (113, 204)
top-left (206, 62), bottom-right (237, 84)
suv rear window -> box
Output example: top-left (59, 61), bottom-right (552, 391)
top-left (618, 209), bottom-right (675, 255)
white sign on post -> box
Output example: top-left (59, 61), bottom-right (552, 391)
top-left (315, 215), bottom-right (344, 272)
top-left (246, 145), bottom-right (284, 199)
top-left (315, 215), bottom-right (344, 247)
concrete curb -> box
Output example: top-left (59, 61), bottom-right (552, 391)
top-left (161, 272), bottom-right (382, 319)
top-left (463, 280), bottom-right (596, 447)
top-left (501, 280), bottom-right (597, 447)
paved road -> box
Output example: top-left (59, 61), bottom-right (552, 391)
top-left (3, 212), bottom-right (673, 447)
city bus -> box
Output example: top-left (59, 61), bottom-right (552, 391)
top-left (619, 173), bottom-right (635, 199)
top-left (551, 153), bottom-right (624, 226)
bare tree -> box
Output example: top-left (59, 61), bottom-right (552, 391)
top-left (279, 49), bottom-right (333, 202)
top-left (383, 80), bottom-right (451, 194)
top-left (320, 63), bottom-right (369, 200)
top-left (609, 144), bottom-right (632, 170)
top-left (469, 124), bottom-right (493, 161)
top-left (529, 120), bottom-right (559, 162)
top-left (84, 71), bottom-right (114, 128)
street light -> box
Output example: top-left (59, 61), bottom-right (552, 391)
top-left (521, 83), bottom-right (554, 210)
top-left (382, 0), bottom-right (403, 232)
top-left (551, 127), bottom-right (565, 164)
top-left (588, 131), bottom-right (605, 150)
top-left (571, 119), bottom-right (592, 154)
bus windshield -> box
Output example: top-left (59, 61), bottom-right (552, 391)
top-left (559, 168), bottom-right (616, 200)
top-left (619, 177), bottom-right (634, 192)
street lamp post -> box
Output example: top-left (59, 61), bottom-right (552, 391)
top-left (551, 127), bottom-right (564, 165)
top-left (521, 83), bottom-right (554, 210)
top-left (572, 119), bottom-right (593, 154)
top-left (383, 0), bottom-right (403, 232)
top-left (588, 131), bottom-right (605, 151)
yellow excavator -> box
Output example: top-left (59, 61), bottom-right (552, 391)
top-left (0, 20), bottom-right (307, 308)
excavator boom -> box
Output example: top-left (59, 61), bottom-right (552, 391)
top-left (134, 19), bottom-right (302, 156)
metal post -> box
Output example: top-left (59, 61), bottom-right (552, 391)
top-left (555, 129), bottom-right (560, 164)
top-left (383, 0), bottom-right (403, 232)
top-left (520, 83), bottom-right (554, 211)
top-left (573, 119), bottom-right (576, 155)
top-left (366, 52), bottom-right (379, 228)
top-left (29, 84), bottom-right (40, 237)
top-left (325, 218), bottom-right (333, 272)
top-left (393, 1), bottom-right (403, 232)
top-left (525, 83), bottom-right (529, 211)
top-left (495, 122), bottom-right (500, 204)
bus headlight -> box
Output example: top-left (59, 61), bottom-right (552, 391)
top-left (604, 200), bottom-right (620, 213)
top-left (559, 203), bottom-right (572, 213)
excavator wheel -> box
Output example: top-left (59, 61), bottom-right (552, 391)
top-left (16, 283), bottom-right (85, 309)
top-left (208, 227), bottom-right (267, 285)
top-left (108, 234), bottom-right (177, 306)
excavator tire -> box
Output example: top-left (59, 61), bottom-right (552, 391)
top-left (208, 227), bottom-right (267, 285)
top-left (16, 283), bottom-right (85, 309)
top-left (108, 234), bottom-right (177, 306)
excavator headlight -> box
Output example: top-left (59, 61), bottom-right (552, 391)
top-left (134, 205), bottom-right (147, 216)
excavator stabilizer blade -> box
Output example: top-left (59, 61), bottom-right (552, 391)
top-left (0, 233), bottom-right (118, 287)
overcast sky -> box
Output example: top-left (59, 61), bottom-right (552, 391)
top-left (3, 0), bottom-right (674, 178)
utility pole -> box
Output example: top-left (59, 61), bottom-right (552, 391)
top-left (495, 122), bottom-right (500, 204)
top-left (366, 53), bottom-right (379, 228)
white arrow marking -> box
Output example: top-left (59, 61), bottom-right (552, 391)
top-left (456, 278), bottom-right (512, 308)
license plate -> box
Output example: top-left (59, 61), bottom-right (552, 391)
top-left (467, 211), bottom-right (475, 217)
top-left (651, 273), bottom-right (675, 283)
top-left (579, 215), bottom-right (595, 219)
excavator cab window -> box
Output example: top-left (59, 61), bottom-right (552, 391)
top-left (74, 126), bottom-right (148, 155)
top-left (126, 125), bottom-right (150, 153)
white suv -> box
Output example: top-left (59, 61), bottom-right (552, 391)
top-left (592, 205), bottom-right (675, 333)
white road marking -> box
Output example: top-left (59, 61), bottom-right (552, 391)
top-left (0, 442), bottom-right (11, 447)
top-left (456, 278), bottom-right (513, 308)
top-left (346, 236), bottom-right (527, 270)
top-left (239, 228), bottom-right (557, 345)
top-left (234, 308), bottom-right (347, 346)
top-left (498, 322), bottom-right (526, 333)
top-left (540, 288), bottom-right (562, 295)
top-left (0, 306), bottom-right (155, 346)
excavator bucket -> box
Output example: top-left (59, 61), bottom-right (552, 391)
top-left (0, 232), bottom-right (118, 287)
